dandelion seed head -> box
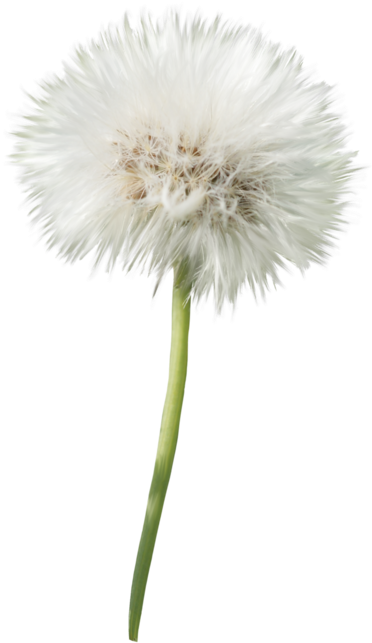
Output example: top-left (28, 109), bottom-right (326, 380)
top-left (13, 12), bottom-right (358, 310)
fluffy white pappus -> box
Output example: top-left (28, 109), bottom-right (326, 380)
top-left (13, 12), bottom-right (357, 310)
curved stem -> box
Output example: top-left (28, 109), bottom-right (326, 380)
top-left (128, 271), bottom-right (191, 641)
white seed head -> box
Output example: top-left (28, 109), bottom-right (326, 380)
top-left (13, 12), bottom-right (358, 310)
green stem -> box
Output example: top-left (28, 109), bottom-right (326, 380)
top-left (128, 270), bottom-right (191, 641)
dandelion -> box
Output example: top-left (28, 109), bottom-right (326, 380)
top-left (13, 11), bottom-right (358, 641)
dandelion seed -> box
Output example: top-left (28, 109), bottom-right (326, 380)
top-left (3, 3), bottom-right (370, 321)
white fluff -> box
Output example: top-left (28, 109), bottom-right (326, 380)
top-left (13, 13), bottom-right (357, 309)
